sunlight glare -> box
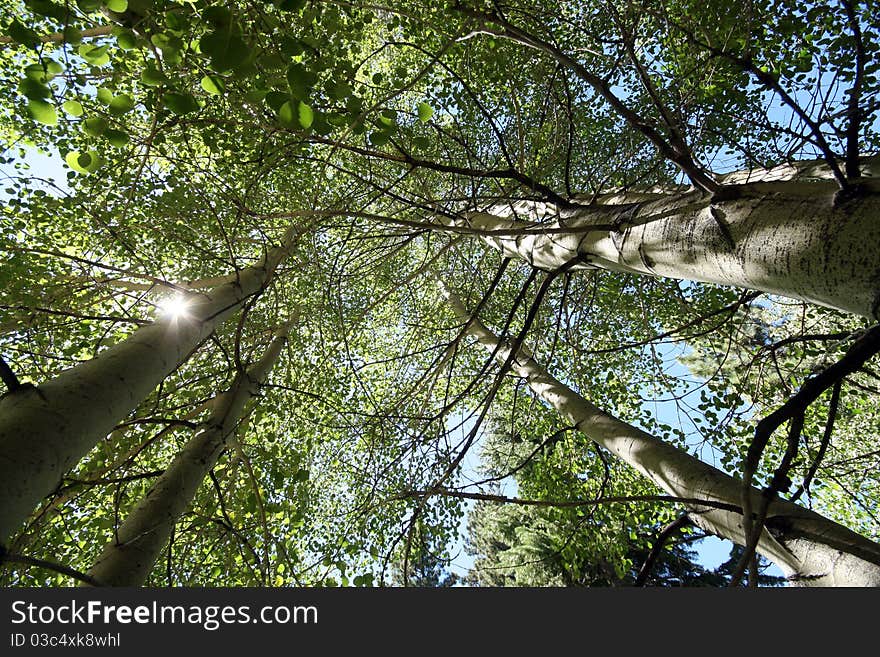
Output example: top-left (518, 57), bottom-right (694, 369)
top-left (159, 294), bottom-right (190, 320)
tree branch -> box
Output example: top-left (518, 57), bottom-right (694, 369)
top-left (0, 355), bottom-right (22, 393)
top-left (840, 0), bottom-right (866, 180)
top-left (1, 550), bottom-right (103, 586)
top-left (397, 488), bottom-right (742, 513)
top-left (634, 513), bottom-right (693, 587)
top-left (0, 25), bottom-right (114, 46)
top-left (453, 5), bottom-right (719, 193)
top-left (789, 380), bottom-right (842, 504)
top-left (739, 324), bottom-right (880, 584)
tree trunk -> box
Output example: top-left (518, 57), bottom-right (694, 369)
top-left (440, 282), bottom-right (880, 585)
top-left (86, 321), bottom-right (293, 586)
top-left (0, 228), bottom-right (299, 548)
top-left (461, 177), bottom-right (880, 318)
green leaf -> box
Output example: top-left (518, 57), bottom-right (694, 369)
top-left (165, 11), bottom-right (188, 33)
top-left (26, 99), bottom-right (57, 125)
top-left (163, 92), bottom-right (199, 115)
top-left (62, 100), bottom-right (84, 116)
top-left (108, 94), bottom-right (135, 114)
top-left (200, 75), bottom-right (225, 95)
top-left (379, 109), bottom-right (396, 127)
top-left (286, 63), bottom-right (315, 98)
top-left (417, 102), bottom-right (433, 123)
top-left (279, 36), bottom-right (303, 58)
top-left (330, 81), bottom-right (352, 100)
top-left (277, 100), bottom-right (296, 127)
top-left (275, 0), bottom-right (306, 11)
top-left (265, 91), bottom-right (291, 113)
top-left (200, 30), bottom-right (250, 73)
top-left (282, 0), bottom-right (306, 10)
top-left (312, 113), bottom-right (332, 136)
top-left (78, 44), bottom-right (110, 66)
top-left (297, 101), bottom-right (314, 129)
top-left (105, 0), bottom-right (127, 11)
top-left (115, 29), bottom-right (138, 50)
top-left (65, 150), bottom-right (102, 174)
top-left (96, 87), bottom-right (113, 104)
top-left (104, 129), bottom-right (130, 148)
top-left (201, 6), bottom-right (233, 28)
top-left (140, 65), bottom-right (167, 87)
top-left (22, 61), bottom-right (62, 84)
top-left (82, 116), bottom-right (108, 136)
top-left (18, 78), bottom-right (50, 100)
top-left (25, 0), bottom-right (67, 20)
top-left (244, 89), bottom-right (267, 104)
top-left (6, 20), bottom-right (40, 49)
top-left (369, 131), bottom-right (390, 146)
top-left (150, 33), bottom-right (177, 52)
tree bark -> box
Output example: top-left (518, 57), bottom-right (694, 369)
top-left (0, 228), bottom-right (299, 548)
top-left (85, 321), bottom-right (293, 586)
top-left (440, 282), bottom-right (880, 585)
top-left (461, 177), bottom-right (880, 318)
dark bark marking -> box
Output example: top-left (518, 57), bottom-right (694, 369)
top-left (709, 206), bottom-right (737, 251)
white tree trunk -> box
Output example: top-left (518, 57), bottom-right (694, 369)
top-left (86, 322), bottom-right (292, 586)
top-left (440, 283), bottom-right (880, 585)
top-left (0, 228), bottom-right (299, 547)
top-left (461, 177), bottom-right (880, 318)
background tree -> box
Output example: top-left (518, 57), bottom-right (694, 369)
top-left (464, 426), bottom-right (784, 586)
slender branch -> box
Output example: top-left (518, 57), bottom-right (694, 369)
top-left (63, 470), bottom-right (165, 487)
top-left (251, 207), bottom-right (618, 237)
top-left (309, 135), bottom-right (580, 209)
top-left (743, 325), bottom-right (880, 498)
top-left (634, 513), bottom-right (693, 587)
top-left (760, 331), bottom-right (851, 354)
top-left (734, 412), bottom-right (805, 587)
top-left (0, 304), bottom-right (152, 327)
top-left (739, 324), bottom-right (880, 584)
top-left (397, 488), bottom-right (742, 513)
top-left (580, 290), bottom-right (760, 355)
top-left (658, 16), bottom-right (848, 187)
top-left (789, 380), bottom-right (842, 503)
top-left (841, 0), bottom-right (866, 179)
top-left (609, 4), bottom-right (690, 156)
top-left (467, 426), bottom-right (577, 488)
top-left (1, 551), bottom-right (103, 586)
top-left (0, 25), bottom-right (114, 46)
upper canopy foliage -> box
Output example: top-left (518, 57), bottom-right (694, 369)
top-left (0, 0), bottom-right (878, 586)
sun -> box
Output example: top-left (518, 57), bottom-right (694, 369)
top-left (158, 294), bottom-right (191, 320)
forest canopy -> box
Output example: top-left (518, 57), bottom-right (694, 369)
top-left (1, 0), bottom-right (879, 587)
